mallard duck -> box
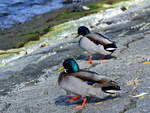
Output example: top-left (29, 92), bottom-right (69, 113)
top-left (74, 26), bottom-right (117, 63)
top-left (58, 58), bottom-right (121, 109)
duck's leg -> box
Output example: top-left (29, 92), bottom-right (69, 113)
top-left (88, 54), bottom-right (92, 64)
top-left (99, 55), bottom-right (107, 60)
top-left (67, 96), bottom-right (81, 102)
top-left (73, 97), bottom-right (87, 110)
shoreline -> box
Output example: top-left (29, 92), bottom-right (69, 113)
top-left (0, 0), bottom-right (128, 50)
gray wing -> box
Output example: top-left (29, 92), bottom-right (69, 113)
top-left (72, 70), bottom-right (113, 83)
top-left (72, 70), bottom-right (119, 88)
top-left (79, 36), bottom-right (112, 55)
top-left (86, 33), bottom-right (113, 45)
top-left (60, 75), bottom-right (109, 98)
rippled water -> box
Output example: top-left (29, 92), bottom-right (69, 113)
top-left (0, 0), bottom-right (87, 29)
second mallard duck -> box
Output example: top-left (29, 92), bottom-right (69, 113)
top-left (58, 58), bottom-right (121, 109)
top-left (74, 26), bottom-right (117, 63)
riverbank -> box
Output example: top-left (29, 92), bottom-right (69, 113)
top-left (0, 0), bottom-right (128, 50)
top-left (0, 0), bottom-right (150, 112)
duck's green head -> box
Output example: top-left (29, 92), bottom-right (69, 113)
top-left (74, 26), bottom-right (90, 38)
top-left (58, 58), bottom-right (79, 73)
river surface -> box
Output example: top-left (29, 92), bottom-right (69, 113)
top-left (0, 0), bottom-right (88, 29)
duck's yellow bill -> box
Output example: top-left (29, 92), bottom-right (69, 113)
top-left (74, 33), bottom-right (79, 38)
top-left (58, 66), bottom-right (64, 72)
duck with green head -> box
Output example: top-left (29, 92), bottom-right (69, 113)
top-left (58, 58), bottom-right (121, 109)
top-left (74, 26), bottom-right (117, 63)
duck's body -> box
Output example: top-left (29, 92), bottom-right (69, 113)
top-left (58, 58), bottom-right (121, 109)
top-left (79, 33), bottom-right (116, 55)
top-left (75, 26), bottom-right (117, 63)
top-left (59, 70), bottom-right (120, 98)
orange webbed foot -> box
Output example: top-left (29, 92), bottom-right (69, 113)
top-left (87, 60), bottom-right (92, 64)
top-left (73, 98), bottom-right (87, 110)
top-left (87, 54), bottom-right (92, 64)
top-left (67, 96), bottom-right (81, 102)
top-left (73, 105), bottom-right (86, 110)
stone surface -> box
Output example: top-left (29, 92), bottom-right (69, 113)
top-left (0, 1), bottom-right (150, 113)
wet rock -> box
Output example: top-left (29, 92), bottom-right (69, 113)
top-left (82, 6), bottom-right (90, 11)
top-left (39, 43), bottom-right (49, 48)
top-left (120, 6), bottom-right (127, 11)
top-left (68, 5), bottom-right (90, 12)
top-left (0, 49), bottom-right (21, 55)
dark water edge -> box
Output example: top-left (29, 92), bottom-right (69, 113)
top-left (0, 0), bottom-right (89, 30)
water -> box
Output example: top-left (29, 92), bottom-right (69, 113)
top-left (0, 0), bottom-right (88, 29)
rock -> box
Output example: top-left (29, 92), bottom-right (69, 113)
top-left (43, 89), bottom-right (49, 95)
top-left (39, 43), bottom-right (49, 48)
top-left (0, 49), bottom-right (21, 55)
top-left (82, 6), bottom-right (90, 11)
top-left (1, 1), bottom-right (150, 113)
top-left (69, 5), bottom-right (90, 12)
top-left (102, 4), bottom-right (112, 8)
top-left (121, 6), bottom-right (127, 11)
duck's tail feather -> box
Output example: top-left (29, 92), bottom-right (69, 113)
top-left (104, 43), bottom-right (117, 52)
top-left (105, 90), bottom-right (121, 94)
top-left (102, 85), bottom-right (121, 94)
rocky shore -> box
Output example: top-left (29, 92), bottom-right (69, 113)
top-left (0, 0), bottom-right (150, 113)
top-left (0, 0), bottom-right (126, 50)
top-left (0, 0), bottom-right (92, 50)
